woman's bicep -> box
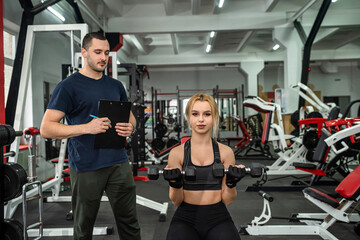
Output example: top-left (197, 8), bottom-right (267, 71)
top-left (167, 147), bottom-right (183, 169)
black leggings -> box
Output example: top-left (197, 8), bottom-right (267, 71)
top-left (166, 202), bottom-right (241, 240)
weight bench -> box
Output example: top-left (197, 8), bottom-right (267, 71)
top-left (242, 164), bottom-right (360, 239)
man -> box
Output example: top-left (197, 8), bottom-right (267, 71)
top-left (40, 32), bottom-right (141, 240)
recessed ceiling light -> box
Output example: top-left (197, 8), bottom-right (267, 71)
top-left (48, 6), bottom-right (65, 22)
top-left (218, 0), bottom-right (225, 8)
top-left (206, 44), bottom-right (212, 53)
top-left (272, 44), bottom-right (280, 50)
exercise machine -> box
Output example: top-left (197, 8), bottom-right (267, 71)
top-left (291, 82), bottom-right (337, 119)
top-left (294, 117), bottom-right (360, 185)
top-left (243, 96), bottom-right (309, 176)
top-left (240, 164), bottom-right (360, 239)
top-left (229, 114), bottom-right (275, 160)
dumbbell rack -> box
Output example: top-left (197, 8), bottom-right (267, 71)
top-left (1, 124), bottom-right (27, 239)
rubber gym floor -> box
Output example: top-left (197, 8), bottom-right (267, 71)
top-left (13, 158), bottom-right (359, 240)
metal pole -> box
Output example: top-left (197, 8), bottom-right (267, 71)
top-left (151, 87), bottom-right (154, 140)
top-left (176, 86), bottom-right (181, 140)
top-left (298, 0), bottom-right (331, 108)
top-left (70, 30), bottom-right (74, 68)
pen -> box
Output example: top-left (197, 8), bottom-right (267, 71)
top-left (90, 115), bottom-right (111, 123)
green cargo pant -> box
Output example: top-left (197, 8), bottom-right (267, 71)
top-left (70, 162), bottom-right (141, 240)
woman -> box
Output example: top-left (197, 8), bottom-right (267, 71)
top-left (165, 93), bottom-right (243, 240)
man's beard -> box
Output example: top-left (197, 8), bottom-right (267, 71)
top-left (89, 60), bottom-right (107, 72)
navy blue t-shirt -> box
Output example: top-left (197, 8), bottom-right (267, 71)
top-left (47, 72), bottom-right (129, 172)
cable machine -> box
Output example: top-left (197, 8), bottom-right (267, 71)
top-left (117, 63), bottom-right (148, 177)
top-left (151, 86), bottom-right (240, 140)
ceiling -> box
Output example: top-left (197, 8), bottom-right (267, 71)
top-left (84, 0), bottom-right (360, 67)
top-left (4, 0), bottom-right (360, 68)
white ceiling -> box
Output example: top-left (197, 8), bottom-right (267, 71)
top-left (90, 0), bottom-right (360, 67)
top-left (4, 0), bottom-right (360, 68)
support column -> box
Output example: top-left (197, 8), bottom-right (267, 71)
top-left (0, 0), bottom-right (4, 124)
top-left (273, 25), bottom-right (303, 113)
top-left (240, 60), bottom-right (264, 116)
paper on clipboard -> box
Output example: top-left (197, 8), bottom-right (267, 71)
top-left (94, 100), bottom-right (131, 148)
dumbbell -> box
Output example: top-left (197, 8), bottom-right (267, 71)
top-left (147, 166), bottom-right (196, 181)
top-left (212, 162), bottom-right (263, 178)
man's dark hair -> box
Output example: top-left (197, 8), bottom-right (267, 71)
top-left (82, 32), bottom-right (107, 50)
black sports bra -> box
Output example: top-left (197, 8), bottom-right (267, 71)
top-left (182, 139), bottom-right (223, 191)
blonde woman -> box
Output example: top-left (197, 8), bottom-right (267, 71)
top-left (165, 93), bottom-right (243, 240)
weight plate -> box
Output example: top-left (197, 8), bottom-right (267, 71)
top-left (151, 138), bottom-right (166, 152)
top-left (3, 162), bottom-right (28, 202)
top-left (3, 219), bottom-right (24, 240)
top-left (173, 124), bottom-right (182, 133)
top-left (303, 130), bottom-right (319, 149)
top-left (167, 117), bottom-right (175, 125)
top-left (0, 124), bottom-right (16, 146)
top-left (155, 123), bottom-right (168, 138)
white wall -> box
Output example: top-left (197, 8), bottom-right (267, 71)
top-left (144, 67), bottom-right (246, 101)
top-left (259, 65), bottom-right (285, 92)
top-left (309, 63), bottom-right (360, 117)
top-left (146, 61), bottom-right (360, 117)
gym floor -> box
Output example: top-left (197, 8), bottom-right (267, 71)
top-left (13, 159), bottom-right (359, 240)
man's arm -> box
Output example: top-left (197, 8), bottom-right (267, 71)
top-left (129, 111), bottom-right (137, 130)
top-left (40, 109), bottom-right (111, 139)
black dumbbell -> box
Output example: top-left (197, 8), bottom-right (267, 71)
top-left (148, 166), bottom-right (196, 181)
top-left (212, 163), bottom-right (263, 178)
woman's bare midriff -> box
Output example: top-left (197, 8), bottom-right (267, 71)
top-left (183, 190), bottom-right (222, 205)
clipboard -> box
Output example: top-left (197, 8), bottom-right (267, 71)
top-left (94, 100), bottom-right (131, 148)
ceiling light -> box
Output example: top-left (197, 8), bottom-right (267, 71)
top-left (210, 31), bottom-right (215, 38)
top-left (218, 0), bottom-right (225, 8)
top-left (117, 60), bottom-right (120, 65)
top-left (206, 44), bottom-right (212, 53)
top-left (41, 0), bottom-right (65, 22)
top-left (332, 0), bottom-right (337, 2)
top-left (48, 6), bottom-right (65, 22)
top-left (272, 44), bottom-right (280, 51)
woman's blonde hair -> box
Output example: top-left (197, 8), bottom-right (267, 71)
top-left (185, 93), bottom-right (219, 139)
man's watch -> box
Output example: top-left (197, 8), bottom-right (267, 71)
top-left (131, 123), bottom-right (137, 136)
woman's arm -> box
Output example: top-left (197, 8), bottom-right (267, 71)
top-left (220, 144), bottom-right (238, 205)
top-left (167, 146), bottom-right (184, 206)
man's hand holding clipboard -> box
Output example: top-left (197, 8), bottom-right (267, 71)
top-left (94, 100), bottom-right (132, 148)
